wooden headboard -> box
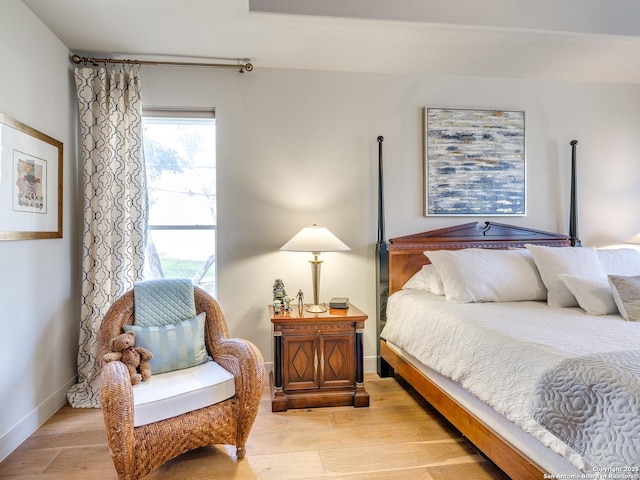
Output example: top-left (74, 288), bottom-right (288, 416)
top-left (387, 222), bottom-right (571, 295)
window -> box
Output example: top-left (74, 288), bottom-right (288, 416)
top-left (142, 108), bottom-right (216, 295)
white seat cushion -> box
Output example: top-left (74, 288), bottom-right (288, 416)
top-left (132, 360), bottom-right (236, 427)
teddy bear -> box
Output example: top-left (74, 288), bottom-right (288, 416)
top-left (103, 331), bottom-right (153, 385)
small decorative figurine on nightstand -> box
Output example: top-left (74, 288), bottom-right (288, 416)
top-left (296, 289), bottom-right (304, 310)
top-left (273, 279), bottom-right (286, 304)
top-left (283, 296), bottom-right (293, 312)
top-left (273, 299), bottom-right (283, 315)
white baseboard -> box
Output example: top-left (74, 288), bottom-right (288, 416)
top-left (364, 355), bottom-right (378, 373)
top-left (0, 376), bottom-right (76, 463)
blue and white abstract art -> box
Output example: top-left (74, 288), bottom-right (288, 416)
top-left (425, 108), bottom-right (525, 216)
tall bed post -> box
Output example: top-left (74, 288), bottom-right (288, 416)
top-left (569, 140), bottom-right (581, 247)
top-left (375, 136), bottom-right (392, 377)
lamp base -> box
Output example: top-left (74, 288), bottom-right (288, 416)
top-left (306, 304), bottom-right (327, 313)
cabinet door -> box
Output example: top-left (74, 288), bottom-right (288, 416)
top-left (283, 335), bottom-right (318, 390)
top-left (319, 334), bottom-right (354, 388)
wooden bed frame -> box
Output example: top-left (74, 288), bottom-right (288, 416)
top-left (379, 222), bottom-right (571, 480)
top-left (374, 137), bottom-right (580, 479)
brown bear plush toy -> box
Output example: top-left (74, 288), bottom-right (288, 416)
top-left (103, 331), bottom-right (153, 385)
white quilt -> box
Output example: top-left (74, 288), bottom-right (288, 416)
top-left (380, 290), bottom-right (640, 473)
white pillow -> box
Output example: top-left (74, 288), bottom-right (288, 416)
top-left (425, 248), bottom-right (546, 303)
top-left (525, 245), bottom-right (607, 308)
top-left (597, 248), bottom-right (640, 275)
top-left (554, 249), bottom-right (640, 315)
top-left (402, 264), bottom-right (445, 295)
top-left (558, 274), bottom-right (618, 315)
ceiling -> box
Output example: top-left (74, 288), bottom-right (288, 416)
top-left (22, 0), bottom-right (640, 84)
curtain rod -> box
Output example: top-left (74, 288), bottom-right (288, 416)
top-left (70, 55), bottom-right (253, 73)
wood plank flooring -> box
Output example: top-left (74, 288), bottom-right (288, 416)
top-left (0, 373), bottom-right (509, 479)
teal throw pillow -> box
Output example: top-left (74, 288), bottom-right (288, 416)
top-left (124, 312), bottom-right (210, 374)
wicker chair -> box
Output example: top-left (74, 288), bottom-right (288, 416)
top-left (97, 286), bottom-right (265, 480)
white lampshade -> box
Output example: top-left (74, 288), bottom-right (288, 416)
top-left (281, 224), bottom-right (350, 253)
top-left (626, 232), bottom-right (640, 244)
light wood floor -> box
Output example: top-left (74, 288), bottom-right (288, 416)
top-left (0, 373), bottom-right (509, 479)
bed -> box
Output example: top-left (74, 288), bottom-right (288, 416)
top-left (378, 223), bottom-right (640, 479)
top-left (374, 140), bottom-right (640, 479)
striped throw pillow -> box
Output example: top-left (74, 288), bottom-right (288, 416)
top-left (608, 275), bottom-right (640, 321)
top-left (124, 312), bottom-right (210, 374)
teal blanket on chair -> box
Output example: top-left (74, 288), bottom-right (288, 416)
top-left (134, 278), bottom-right (196, 326)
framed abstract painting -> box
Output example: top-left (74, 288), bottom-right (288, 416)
top-left (0, 112), bottom-right (63, 240)
top-left (424, 107), bottom-right (525, 216)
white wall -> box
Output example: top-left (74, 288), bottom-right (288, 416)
top-left (141, 67), bottom-right (640, 372)
top-left (3, 1), bottom-right (640, 462)
top-left (0, 0), bottom-right (78, 462)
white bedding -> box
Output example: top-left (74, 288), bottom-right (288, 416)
top-left (380, 289), bottom-right (640, 473)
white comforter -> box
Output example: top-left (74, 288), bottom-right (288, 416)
top-left (380, 290), bottom-right (640, 472)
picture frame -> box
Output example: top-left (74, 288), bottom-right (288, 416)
top-left (424, 107), bottom-right (525, 216)
top-left (0, 112), bottom-right (63, 240)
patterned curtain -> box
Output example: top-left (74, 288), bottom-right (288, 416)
top-left (67, 65), bottom-right (148, 408)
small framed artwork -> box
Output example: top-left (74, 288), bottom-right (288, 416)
top-left (0, 112), bottom-right (63, 240)
top-left (424, 107), bottom-right (525, 216)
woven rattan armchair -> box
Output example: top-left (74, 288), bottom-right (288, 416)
top-left (97, 286), bottom-right (265, 480)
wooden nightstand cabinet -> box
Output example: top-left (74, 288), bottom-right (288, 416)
top-left (270, 304), bottom-right (369, 412)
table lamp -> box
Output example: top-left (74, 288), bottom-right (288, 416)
top-left (281, 224), bottom-right (350, 313)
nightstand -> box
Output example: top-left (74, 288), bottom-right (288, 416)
top-left (269, 304), bottom-right (369, 412)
